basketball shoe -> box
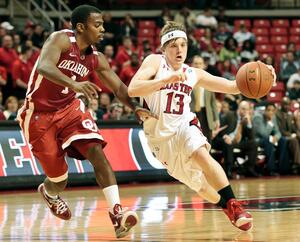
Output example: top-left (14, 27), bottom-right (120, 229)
top-left (38, 183), bottom-right (71, 220)
top-left (109, 204), bottom-right (139, 238)
top-left (223, 199), bottom-right (253, 231)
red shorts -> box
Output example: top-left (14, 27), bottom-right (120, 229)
top-left (18, 99), bottom-right (106, 181)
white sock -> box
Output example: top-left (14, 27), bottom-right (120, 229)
top-left (43, 185), bottom-right (58, 199)
top-left (102, 185), bottom-right (120, 211)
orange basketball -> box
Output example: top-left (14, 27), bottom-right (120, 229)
top-left (236, 61), bottom-right (274, 99)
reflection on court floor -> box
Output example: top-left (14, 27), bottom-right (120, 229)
top-left (0, 177), bottom-right (300, 241)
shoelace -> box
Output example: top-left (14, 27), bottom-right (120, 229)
top-left (229, 200), bottom-right (248, 215)
top-left (52, 198), bottom-right (68, 214)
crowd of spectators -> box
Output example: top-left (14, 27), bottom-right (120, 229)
top-left (0, 5), bottom-right (299, 178)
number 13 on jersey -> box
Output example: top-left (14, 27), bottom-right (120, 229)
top-left (164, 92), bottom-right (184, 115)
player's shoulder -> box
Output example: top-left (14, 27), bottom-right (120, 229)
top-left (46, 30), bottom-right (71, 49)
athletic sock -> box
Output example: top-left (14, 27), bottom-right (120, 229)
top-left (218, 185), bottom-right (235, 203)
top-left (216, 196), bottom-right (227, 209)
top-left (43, 185), bottom-right (58, 199)
top-left (103, 185), bottom-right (121, 211)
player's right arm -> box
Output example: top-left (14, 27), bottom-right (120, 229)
top-left (128, 54), bottom-right (185, 97)
top-left (37, 32), bottom-right (100, 100)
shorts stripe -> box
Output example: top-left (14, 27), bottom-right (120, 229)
top-left (62, 133), bottom-right (104, 150)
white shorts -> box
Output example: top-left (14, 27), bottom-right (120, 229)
top-left (147, 117), bottom-right (210, 192)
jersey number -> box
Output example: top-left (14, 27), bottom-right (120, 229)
top-left (61, 75), bottom-right (76, 94)
top-left (164, 92), bottom-right (184, 115)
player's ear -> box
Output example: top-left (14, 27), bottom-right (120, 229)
top-left (76, 23), bottom-right (85, 33)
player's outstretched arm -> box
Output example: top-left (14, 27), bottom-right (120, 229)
top-left (128, 54), bottom-right (185, 97)
top-left (194, 68), bottom-right (240, 94)
top-left (95, 53), bottom-right (157, 121)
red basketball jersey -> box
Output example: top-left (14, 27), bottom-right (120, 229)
top-left (25, 29), bottom-right (99, 112)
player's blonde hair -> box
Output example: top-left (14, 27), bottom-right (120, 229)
top-left (160, 21), bottom-right (186, 48)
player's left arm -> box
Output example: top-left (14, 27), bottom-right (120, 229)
top-left (95, 52), bottom-right (158, 121)
top-left (194, 68), bottom-right (240, 94)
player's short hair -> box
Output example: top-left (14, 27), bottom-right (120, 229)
top-left (71, 5), bottom-right (101, 30)
top-left (160, 21), bottom-right (186, 47)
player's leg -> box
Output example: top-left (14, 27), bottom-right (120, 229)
top-left (71, 140), bottom-right (138, 238)
top-left (30, 127), bottom-right (71, 220)
top-left (191, 146), bottom-right (253, 231)
top-left (19, 110), bottom-right (71, 220)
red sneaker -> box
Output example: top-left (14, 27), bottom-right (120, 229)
top-left (38, 183), bottom-right (71, 220)
top-left (109, 204), bottom-right (138, 238)
top-left (223, 199), bottom-right (253, 231)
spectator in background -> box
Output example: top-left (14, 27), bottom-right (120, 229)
top-left (0, 92), bottom-right (5, 120)
top-left (0, 89), bottom-right (4, 111)
top-left (156, 7), bottom-right (173, 28)
top-left (253, 102), bottom-right (289, 175)
top-left (196, 7), bottom-right (218, 29)
top-left (174, 7), bottom-right (196, 29)
top-left (191, 56), bottom-right (220, 144)
top-left (286, 42), bottom-right (300, 59)
top-left (115, 36), bottom-right (136, 71)
top-left (0, 21), bottom-right (14, 33)
top-left (214, 22), bottom-right (232, 45)
top-left (280, 51), bottom-right (300, 83)
top-left (103, 103), bottom-right (124, 121)
top-left (88, 98), bottom-right (102, 121)
top-left (121, 105), bottom-right (135, 120)
top-left (139, 39), bottom-right (154, 61)
top-left (186, 28), bottom-right (201, 63)
top-left (119, 14), bottom-right (137, 39)
top-left (276, 97), bottom-right (300, 170)
top-left (0, 34), bottom-right (19, 99)
top-left (98, 92), bottom-right (111, 116)
top-left (287, 67), bottom-right (300, 89)
top-left (199, 28), bottom-right (219, 54)
top-left (233, 24), bottom-right (254, 47)
top-left (102, 12), bottom-right (119, 47)
top-left (3, 95), bottom-right (18, 120)
top-left (219, 59), bottom-right (237, 80)
top-left (288, 80), bottom-right (300, 100)
top-left (31, 24), bottom-right (45, 49)
top-left (119, 53), bottom-right (140, 87)
top-left (103, 44), bottom-right (118, 73)
top-left (0, 64), bottom-right (7, 87)
top-left (216, 7), bottom-right (230, 25)
top-left (13, 34), bottom-right (22, 54)
top-left (24, 40), bottom-right (40, 65)
top-left (219, 36), bottom-right (239, 68)
top-left (240, 39), bottom-right (258, 63)
top-left (213, 101), bottom-right (259, 178)
top-left (12, 45), bottom-right (34, 99)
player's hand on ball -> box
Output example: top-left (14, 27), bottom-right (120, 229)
top-left (265, 64), bottom-right (277, 86)
top-left (134, 107), bottom-right (158, 123)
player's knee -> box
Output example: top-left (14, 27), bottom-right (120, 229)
top-left (87, 144), bottom-right (110, 168)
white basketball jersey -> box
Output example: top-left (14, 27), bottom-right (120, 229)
top-left (143, 55), bottom-right (198, 140)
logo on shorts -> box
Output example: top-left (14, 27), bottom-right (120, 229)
top-left (82, 119), bottom-right (98, 132)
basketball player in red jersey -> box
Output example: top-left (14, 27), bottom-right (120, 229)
top-left (17, 5), bottom-right (154, 239)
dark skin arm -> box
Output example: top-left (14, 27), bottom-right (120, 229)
top-left (36, 31), bottom-right (101, 100)
top-left (95, 52), bottom-right (158, 121)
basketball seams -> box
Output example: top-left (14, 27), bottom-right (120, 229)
top-left (245, 64), bottom-right (253, 98)
top-left (257, 62), bottom-right (262, 98)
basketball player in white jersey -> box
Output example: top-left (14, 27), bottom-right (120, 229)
top-left (128, 21), bottom-right (274, 231)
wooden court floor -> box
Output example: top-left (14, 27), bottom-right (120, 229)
top-left (0, 177), bottom-right (300, 242)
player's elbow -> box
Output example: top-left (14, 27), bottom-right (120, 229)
top-left (36, 61), bottom-right (47, 76)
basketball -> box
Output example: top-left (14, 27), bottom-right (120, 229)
top-left (236, 61), bottom-right (274, 99)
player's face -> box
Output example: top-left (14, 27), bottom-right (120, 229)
top-left (164, 38), bottom-right (187, 70)
top-left (84, 13), bottom-right (105, 44)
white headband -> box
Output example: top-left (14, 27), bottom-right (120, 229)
top-left (161, 30), bottom-right (187, 47)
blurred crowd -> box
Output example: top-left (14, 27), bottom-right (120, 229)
top-left (0, 5), bottom-right (299, 177)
